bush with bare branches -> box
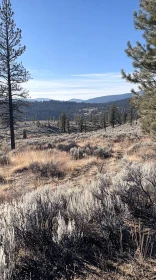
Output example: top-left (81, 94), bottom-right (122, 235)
top-left (0, 162), bottom-right (156, 279)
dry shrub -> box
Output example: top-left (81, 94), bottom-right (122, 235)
top-left (111, 134), bottom-right (125, 143)
top-left (0, 183), bottom-right (130, 280)
top-left (29, 162), bottom-right (65, 178)
top-left (70, 145), bottom-right (113, 160)
top-left (94, 146), bottom-right (113, 159)
top-left (119, 163), bottom-right (156, 219)
top-left (85, 145), bottom-right (93, 156)
top-left (150, 121), bottom-right (156, 138)
top-left (0, 162), bottom-right (156, 280)
top-left (57, 141), bottom-right (78, 152)
top-left (70, 147), bottom-right (84, 160)
top-left (0, 154), bottom-right (10, 166)
top-left (0, 174), bottom-right (5, 184)
top-left (37, 143), bottom-right (56, 150)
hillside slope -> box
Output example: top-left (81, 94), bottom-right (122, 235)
top-left (69, 93), bottom-right (132, 103)
top-left (23, 98), bottom-right (130, 120)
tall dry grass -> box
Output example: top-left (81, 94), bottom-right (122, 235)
top-left (9, 149), bottom-right (100, 175)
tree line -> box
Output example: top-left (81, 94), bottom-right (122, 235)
top-left (57, 102), bottom-right (137, 133)
top-left (22, 98), bottom-right (130, 121)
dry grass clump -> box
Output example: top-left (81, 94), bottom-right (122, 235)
top-left (29, 161), bottom-right (65, 178)
top-left (9, 149), bottom-right (69, 174)
top-left (0, 162), bottom-right (156, 280)
top-left (0, 153), bottom-right (10, 166)
top-left (9, 148), bottom-right (100, 176)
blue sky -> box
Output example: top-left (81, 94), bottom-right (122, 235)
top-left (11, 0), bottom-right (142, 100)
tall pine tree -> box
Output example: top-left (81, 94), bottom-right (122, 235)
top-left (59, 112), bottom-right (67, 132)
top-left (78, 115), bottom-right (84, 132)
top-left (122, 111), bottom-right (128, 124)
top-left (100, 111), bottom-right (107, 130)
top-left (122, 0), bottom-right (156, 134)
top-left (0, 0), bottom-right (30, 149)
top-left (108, 104), bottom-right (117, 128)
top-left (128, 102), bottom-right (134, 126)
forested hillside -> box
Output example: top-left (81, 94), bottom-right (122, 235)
top-left (23, 98), bottom-right (130, 120)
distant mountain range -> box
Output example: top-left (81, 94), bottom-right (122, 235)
top-left (28, 98), bottom-right (51, 102)
top-left (1, 92), bottom-right (142, 104)
top-left (27, 92), bottom-right (143, 104)
top-left (69, 93), bottom-right (132, 103)
top-left (28, 93), bottom-right (132, 103)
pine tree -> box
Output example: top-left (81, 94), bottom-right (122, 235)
top-left (84, 118), bottom-right (87, 133)
top-left (59, 112), bottom-right (67, 132)
top-left (135, 111), bottom-right (139, 124)
top-left (108, 104), bottom-right (117, 128)
top-left (23, 129), bottom-right (27, 139)
top-left (122, 111), bottom-right (128, 124)
top-left (100, 111), bottom-right (106, 131)
top-left (66, 118), bottom-right (70, 133)
top-left (78, 115), bottom-right (83, 132)
top-left (128, 102), bottom-right (134, 126)
top-left (92, 114), bottom-right (97, 130)
top-left (121, 0), bottom-right (156, 134)
top-left (116, 109), bottom-right (122, 126)
top-left (0, 0), bottom-right (30, 149)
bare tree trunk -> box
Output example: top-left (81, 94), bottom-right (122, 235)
top-left (8, 81), bottom-right (15, 149)
top-left (6, 11), bottom-right (15, 149)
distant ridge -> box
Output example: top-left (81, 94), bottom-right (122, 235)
top-left (69, 93), bottom-right (132, 103)
top-left (69, 98), bottom-right (85, 103)
top-left (28, 98), bottom-right (51, 102)
top-left (86, 93), bottom-right (132, 103)
top-left (27, 92), bottom-right (142, 104)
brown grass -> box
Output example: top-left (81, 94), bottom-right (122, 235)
top-left (73, 259), bottom-right (156, 280)
top-left (0, 127), bottom-right (155, 205)
top-left (77, 138), bottom-right (107, 148)
top-left (0, 147), bottom-right (103, 203)
top-left (9, 149), bottom-right (100, 175)
top-left (10, 149), bottom-right (69, 174)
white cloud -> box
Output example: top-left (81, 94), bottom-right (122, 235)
top-left (25, 72), bottom-right (139, 100)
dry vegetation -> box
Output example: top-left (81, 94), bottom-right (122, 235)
top-left (0, 122), bottom-right (156, 279)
